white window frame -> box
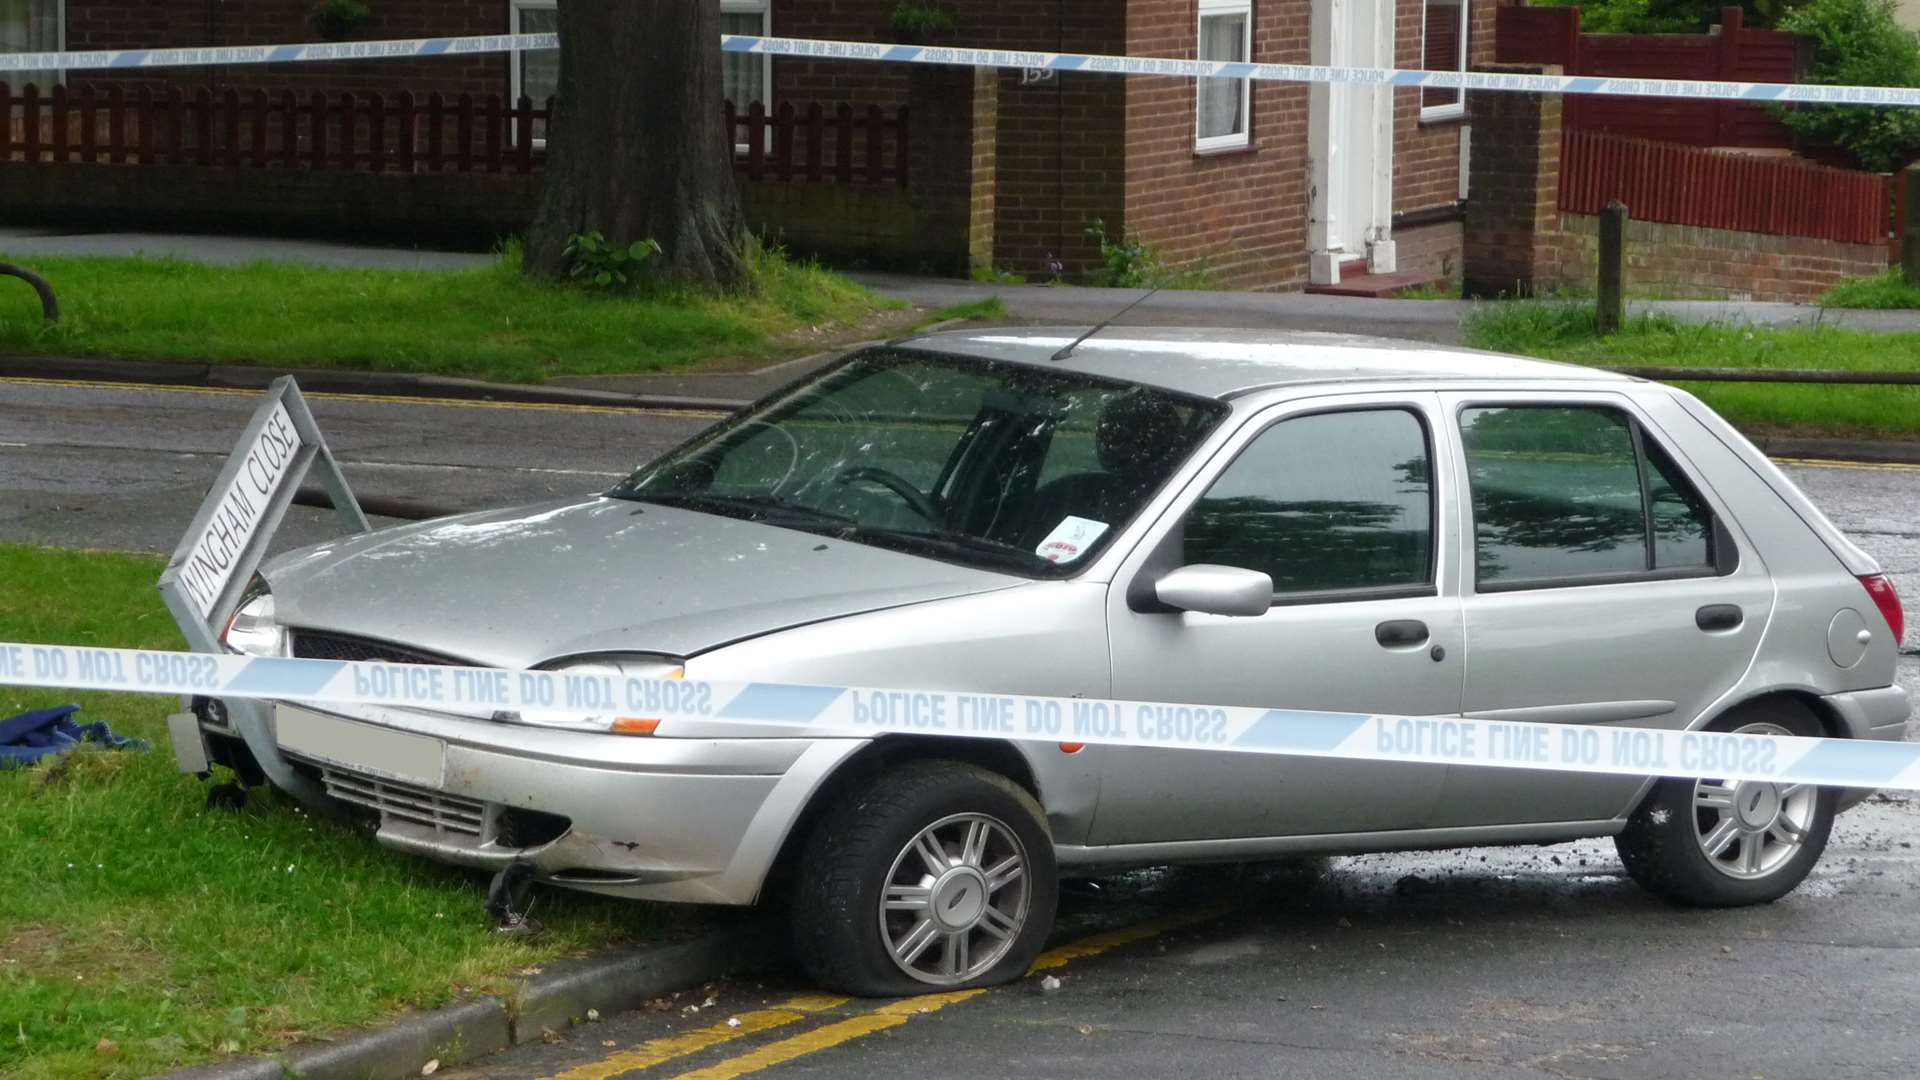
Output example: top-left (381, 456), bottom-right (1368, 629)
top-left (2, 0), bottom-right (66, 94)
top-left (720, 0), bottom-right (772, 113)
top-left (509, 0), bottom-right (554, 108)
top-left (1420, 0), bottom-right (1470, 123)
top-left (1195, 0), bottom-right (1253, 152)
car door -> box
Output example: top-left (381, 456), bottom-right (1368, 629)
top-left (1091, 394), bottom-right (1465, 845)
top-left (1427, 391), bottom-right (1776, 828)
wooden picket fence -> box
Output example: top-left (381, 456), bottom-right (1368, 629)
top-left (2, 83), bottom-right (910, 185)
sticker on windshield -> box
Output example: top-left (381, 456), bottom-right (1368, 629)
top-left (1036, 516), bottom-right (1109, 563)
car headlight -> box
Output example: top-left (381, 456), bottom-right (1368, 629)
top-left (504, 655), bottom-right (686, 735)
top-left (221, 575), bottom-right (287, 657)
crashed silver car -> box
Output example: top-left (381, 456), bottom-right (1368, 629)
top-left (204, 329), bottom-right (1910, 996)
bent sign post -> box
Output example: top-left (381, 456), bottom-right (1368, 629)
top-left (157, 377), bottom-right (369, 797)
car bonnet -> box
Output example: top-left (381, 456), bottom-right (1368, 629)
top-left (262, 497), bottom-right (1024, 666)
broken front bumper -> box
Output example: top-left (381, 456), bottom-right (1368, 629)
top-left (190, 698), bottom-right (866, 905)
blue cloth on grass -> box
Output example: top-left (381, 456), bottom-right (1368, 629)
top-left (0, 705), bottom-right (151, 769)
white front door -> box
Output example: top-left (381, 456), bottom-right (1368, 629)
top-left (1309, 0), bottom-right (1395, 283)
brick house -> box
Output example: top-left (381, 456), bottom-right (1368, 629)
top-left (4, 0), bottom-right (1495, 291)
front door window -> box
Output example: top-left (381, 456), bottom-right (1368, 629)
top-left (1185, 408), bottom-right (1435, 597)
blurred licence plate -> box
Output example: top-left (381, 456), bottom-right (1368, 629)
top-left (276, 705), bottom-right (446, 788)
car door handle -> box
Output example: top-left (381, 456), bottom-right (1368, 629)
top-left (1695, 604), bottom-right (1744, 632)
top-left (1375, 619), bottom-right (1430, 648)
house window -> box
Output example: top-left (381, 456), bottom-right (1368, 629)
top-left (510, 0), bottom-right (558, 106)
top-left (721, 0), bottom-right (771, 111)
top-left (0, 0), bottom-right (62, 94)
top-left (1196, 0), bottom-right (1251, 151)
top-left (1421, 0), bottom-right (1468, 121)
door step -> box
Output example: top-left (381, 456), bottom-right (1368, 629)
top-left (1305, 269), bottom-right (1448, 298)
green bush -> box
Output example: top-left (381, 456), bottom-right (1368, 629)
top-left (563, 231), bottom-right (664, 291)
top-left (1083, 219), bottom-right (1214, 290)
top-left (1774, 0), bottom-right (1920, 171)
top-left (1531, 0), bottom-right (1707, 34)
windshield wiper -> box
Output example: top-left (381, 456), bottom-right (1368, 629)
top-left (844, 525), bottom-right (1054, 575)
top-left (628, 492), bottom-right (857, 530)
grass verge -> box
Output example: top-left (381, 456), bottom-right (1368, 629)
top-left (0, 244), bottom-right (891, 383)
top-left (0, 544), bottom-right (689, 1080)
top-left (1819, 270), bottom-right (1920, 310)
top-left (926, 297), bottom-right (1008, 324)
top-left (1462, 302), bottom-right (1920, 440)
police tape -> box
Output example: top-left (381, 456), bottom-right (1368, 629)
top-left (2, 639), bottom-right (1914, 792)
top-left (3, 31), bottom-right (1920, 110)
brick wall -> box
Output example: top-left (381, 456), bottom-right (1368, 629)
top-left (769, 0), bottom-right (1124, 278)
top-left (1391, 0), bottom-right (1495, 214)
top-left (1462, 62), bottom-right (1885, 302)
top-left (1543, 214), bottom-right (1887, 302)
top-left (63, 0), bottom-right (509, 100)
top-left (1389, 0), bottom-right (1496, 280)
top-left (1461, 64), bottom-right (1562, 298)
top-left (1121, 0), bottom-right (1309, 292)
top-left (1393, 218), bottom-right (1463, 279)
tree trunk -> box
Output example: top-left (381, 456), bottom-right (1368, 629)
top-left (523, 0), bottom-right (749, 291)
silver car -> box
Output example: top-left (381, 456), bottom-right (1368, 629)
top-left (206, 329), bottom-right (1910, 996)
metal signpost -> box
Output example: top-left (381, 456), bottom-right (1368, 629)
top-left (157, 377), bottom-right (370, 801)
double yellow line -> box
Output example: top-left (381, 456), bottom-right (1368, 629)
top-left (541, 904), bottom-right (1232, 1080)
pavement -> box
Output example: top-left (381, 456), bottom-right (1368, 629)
top-left (0, 226), bottom-right (493, 272)
top-left (848, 271), bottom-right (1920, 343)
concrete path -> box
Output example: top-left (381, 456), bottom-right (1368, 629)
top-left (0, 226), bottom-right (492, 271)
top-left (849, 271), bottom-right (1920, 340)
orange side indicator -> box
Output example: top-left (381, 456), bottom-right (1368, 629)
top-left (1058, 742), bottom-right (1085, 754)
top-left (612, 717), bottom-right (662, 735)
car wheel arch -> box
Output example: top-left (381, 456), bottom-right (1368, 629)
top-left (1704, 689), bottom-right (1844, 738)
top-left (754, 736), bottom-right (1042, 905)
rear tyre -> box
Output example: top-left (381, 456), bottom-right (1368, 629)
top-left (1615, 700), bottom-right (1834, 908)
top-left (790, 760), bottom-right (1057, 996)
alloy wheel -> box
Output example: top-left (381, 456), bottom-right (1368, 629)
top-left (878, 812), bottom-right (1030, 985)
top-left (1691, 721), bottom-right (1819, 880)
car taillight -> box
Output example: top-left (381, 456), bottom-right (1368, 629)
top-left (1859, 574), bottom-right (1906, 644)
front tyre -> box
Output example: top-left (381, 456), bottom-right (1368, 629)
top-left (1615, 700), bottom-right (1835, 907)
top-left (790, 760), bottom-right (1057, 996)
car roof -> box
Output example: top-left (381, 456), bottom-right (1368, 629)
top-left (892, 326), bottom-right (1629, 400)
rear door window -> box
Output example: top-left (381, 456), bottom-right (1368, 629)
top-left (1460, 405), bottom-right (1719, 589)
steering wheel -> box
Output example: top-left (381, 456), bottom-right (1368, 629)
top-left (832, 465), bottom-right (941, 522)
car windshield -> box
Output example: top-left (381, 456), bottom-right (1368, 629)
top-left (608, 347), bottom-right (1227, 577)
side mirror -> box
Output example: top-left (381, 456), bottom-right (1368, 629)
top-left (1152, 564), bottom-right (1274, 617)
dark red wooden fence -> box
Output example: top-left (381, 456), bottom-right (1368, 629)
top-left (726, 101), bottom-right (909, 187)
top-left (2, 84), bottom-right (909, 185)
top-left (1560, 129), bottom-right (1887, 245)
top-left (1498, 6), bottom-right (1803, 149)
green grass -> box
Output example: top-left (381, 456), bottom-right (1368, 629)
top-left (1462, 301), bottom-right (1920, 439)
top-left (1393, 279), bottom-right (1463, 301)
top-left (0, 244), bottom-right (890, 383)
top-left (1819, 270), bottom-right (1920, 310)
top-left (0, 545), bottom-right (691, 1080)
top-left (927, 297), bottom-right (1007, 324)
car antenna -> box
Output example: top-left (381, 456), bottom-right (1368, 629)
top-left (1050, 285), bottom-right (1163, 362)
